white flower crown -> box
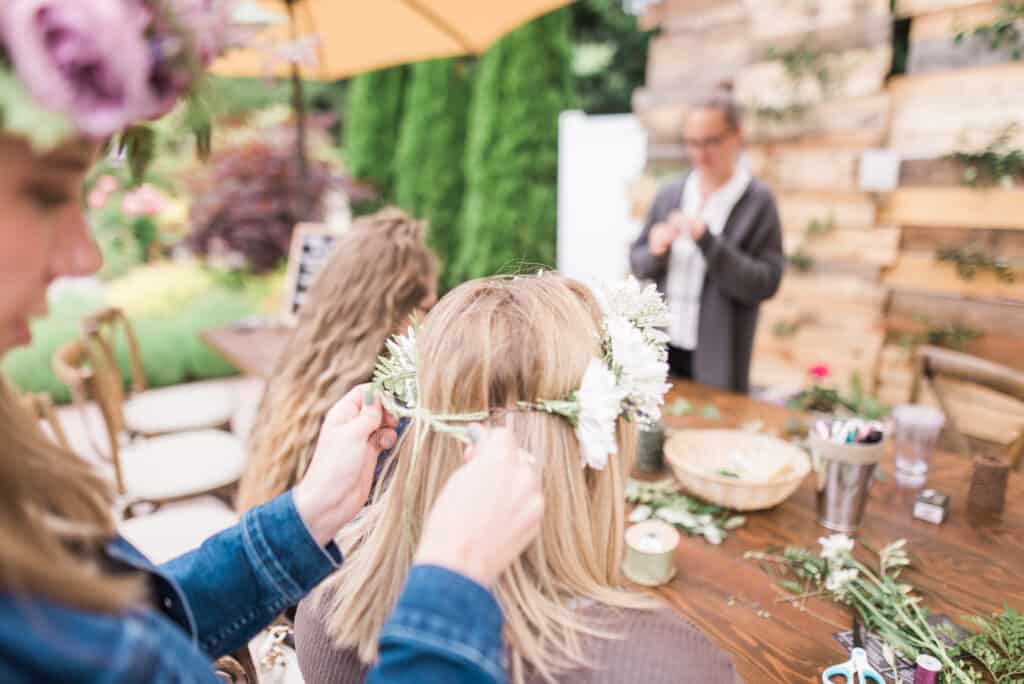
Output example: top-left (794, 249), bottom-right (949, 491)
top-left (372, 276), bottom-right (671, 471)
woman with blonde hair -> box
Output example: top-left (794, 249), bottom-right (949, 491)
top-left (0, 3), bottom-right (544, 681)
top-left (295, 274), bottom-right (740, 684)
top-left (237, 207), bottom-right (438, 512)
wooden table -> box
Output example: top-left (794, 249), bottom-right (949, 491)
top-left (657, 380), bottom-right (1023, 682)
top-left (201, 324), bottom-right (290, 378)
top-left (203, 326), bottom-right (1022, 680)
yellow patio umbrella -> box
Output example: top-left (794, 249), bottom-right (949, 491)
top-left (214, 0), bottom-right (577, 81)
top-left (214, 0), bottom-right (575, 189)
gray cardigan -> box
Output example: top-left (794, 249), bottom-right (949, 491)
top-left (630, 175), bottom-right (784, 393)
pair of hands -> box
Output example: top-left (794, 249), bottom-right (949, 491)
top-left (647, 209), bottom-right (707, 257)
top-left (292, 384), bottom-right (543, 588)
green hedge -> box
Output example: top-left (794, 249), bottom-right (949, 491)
top-left (394, 58), bottom-right (472, 290)
top-left (344, 66), bottom-right (407, 199)
top-left (452, 9), bottom-right (575, 282)
top-left (2, 288), bottom-right (255, 404)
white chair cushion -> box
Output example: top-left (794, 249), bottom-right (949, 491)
top-left (119, 496), bottom-right (239, 564)
top-left (124, 382), bottom-right (237, 436)
top-left (121, 429), bottom-right (246, 502)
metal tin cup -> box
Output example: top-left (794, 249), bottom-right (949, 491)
top-left (810, 434), bottom-right (885, 533)
top-left (637, 421), bottom-right (666, 473)
top-left (622, 520), bottom-right (679, 586)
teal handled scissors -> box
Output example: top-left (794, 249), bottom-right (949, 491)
top-left (822, 648), bottom-right (886, 684)
top-left (823, 619), bottom-right (886, 683)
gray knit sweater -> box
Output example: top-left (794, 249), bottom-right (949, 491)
top-left (295, 595), bottom-right (742, 684)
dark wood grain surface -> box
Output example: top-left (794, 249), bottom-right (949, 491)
top-left (653, 381), bottom-right (1023, 683)
top-left (200, 327), bottom-right (1021, 681)
top-left (201, 324), bottom-right (290, 378)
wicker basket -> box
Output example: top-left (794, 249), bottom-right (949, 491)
top-left (665, 430), bottom-right (811, 511)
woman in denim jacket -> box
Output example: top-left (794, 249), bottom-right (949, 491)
top-left (0, 2), bottom-right (543, 681)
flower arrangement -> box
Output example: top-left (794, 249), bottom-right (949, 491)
top-left (746, 535), bottom-right (1024, 683)
top-left (0, 0), bottom-right (256, 169)
top-left (787, 367), bottom-right (890, 421)
top-left (372, 275), bottom-right (672, 471)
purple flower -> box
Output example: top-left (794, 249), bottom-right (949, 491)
top-left (1, 0), bottom-right (153, 137)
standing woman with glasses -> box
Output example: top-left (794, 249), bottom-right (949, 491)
top-left (0, 3), bottom-right (542, 682)
top-left (630, 84), bottom-right (784, 394)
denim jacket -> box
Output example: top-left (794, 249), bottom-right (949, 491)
top-left (0, 491), bottom-right (505, 683)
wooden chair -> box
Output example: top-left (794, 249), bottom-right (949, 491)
top-left (19, 392), bottom-right (70, 450)
top-left (81, 308), bottom-right (237, 437)
top-left (911, 345), bottom-right (1024, 468)
top-left (52, 339), bottom-right (246, 508)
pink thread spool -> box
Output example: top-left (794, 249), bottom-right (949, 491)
top-left (914, 654), bottom-right (942, 684)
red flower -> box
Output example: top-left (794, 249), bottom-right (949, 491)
top-left (808, 364), bottom-right (831, 381)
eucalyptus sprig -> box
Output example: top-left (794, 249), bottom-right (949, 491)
top-left (626, 479), bottom-right (745, 545)
top-left (746, 537), bottom-right (981, 684)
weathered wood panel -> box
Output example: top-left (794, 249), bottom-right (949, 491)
top-left (907, 2), bottom-right (1020, 73)
top-left (896, 0), bottom-right (991, 16)
top-left (898, 157), bottom-right (1024, 187)
top-left (736, 45), bottom-right (892, 111)
top-left (783, 226), bottom-right (902, 268)
top-left (743, 0), bottom-right (889, 44)
top-left (641, 0), bottom-right (747, 33)
top-left (743, 93), bottom-right (891, 145)
top-left (748, 145), bottom-right (861, 192)
top-left (878, 187), bottom-right (1024, 230)
top-left (889, 289), bottom-right (1024, 336)
top-left (888, 63), bottom-right (1024, 157)
top-left (883, 253), bottom-right (1024, 300)
top-left (778, 191), bottom-right (878, 232)
top-left (645, 22), bottom-right (751, 89)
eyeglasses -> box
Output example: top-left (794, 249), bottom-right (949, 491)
top-left (683, 131), bottom-right (735, 150)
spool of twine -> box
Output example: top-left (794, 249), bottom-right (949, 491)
top-left (968, 454), bottom-right (1010, 514)
top-left (637, 422), bottom-right (666, 473)
top-left (622, 520), bottom-right (679, 587)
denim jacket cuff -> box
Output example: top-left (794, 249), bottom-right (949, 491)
top-left (381, 564), bottom-right (505, 682)
top-left (241, 491), bottom-right (343, 605)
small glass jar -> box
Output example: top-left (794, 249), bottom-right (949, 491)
top-left (637, 421), bottom-right (666, 473)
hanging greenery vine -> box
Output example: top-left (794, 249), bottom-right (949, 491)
top-left (936, 244), bottom-right (1018, 282)
top-left (954, 1), bottom-right (1024, 60)
top-left (948, 124), bottom-right (1024, 187)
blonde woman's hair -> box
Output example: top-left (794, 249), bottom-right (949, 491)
top-left (237, 208), bottom-right (438, 512)
top-left (319, 274), bottom-right (652, 683)
top-left (0, 377), bottom-right (143, 611)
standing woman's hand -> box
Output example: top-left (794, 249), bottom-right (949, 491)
top-left (293, 384), bottom-right (398, 546)
top-left (414, 425), bottom-right (544, 588)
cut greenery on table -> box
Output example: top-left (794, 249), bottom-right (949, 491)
top-left (626, 479), bottom-right (745, 545)
top-left (666, 398), bottom-right (722, 419)
top-left (746, 535), bottom-right (1023, 683)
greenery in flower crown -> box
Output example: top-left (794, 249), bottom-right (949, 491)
top-left (371, 276), bottom-right (672, 469)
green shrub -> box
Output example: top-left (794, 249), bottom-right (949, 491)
top-left (394, 58), bottom-right (472, 289)
top-left (2, 280), bottom-right (258, 403)
top-left (452, 9), bottom-right (575, 282)
top-left (1, 291), bottom-right (105, 403)
top-left (344, 66), bottom-right (407, 198)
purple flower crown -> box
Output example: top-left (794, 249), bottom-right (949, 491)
top-left (0, 0), bottom-right (249, 153)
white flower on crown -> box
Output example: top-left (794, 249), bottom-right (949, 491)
top-left (594, 276), bottom-right (670, 349)
top-left (371, 276), bottom-right (672, 471)
top-left (575, 359), bottom-right (627, 470)
top-left (604, 315), bottom-right (671, 424)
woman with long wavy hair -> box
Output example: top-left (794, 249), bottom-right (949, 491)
top-left (237, 208), bottom-right (438, 512)
top-left (295, 274), bottom-right (740, 684)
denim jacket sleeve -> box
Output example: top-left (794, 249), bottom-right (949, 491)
top-left (369, 565), bottom-right (507, 684)
top-left (158, 491), bottom-right (341, 658)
